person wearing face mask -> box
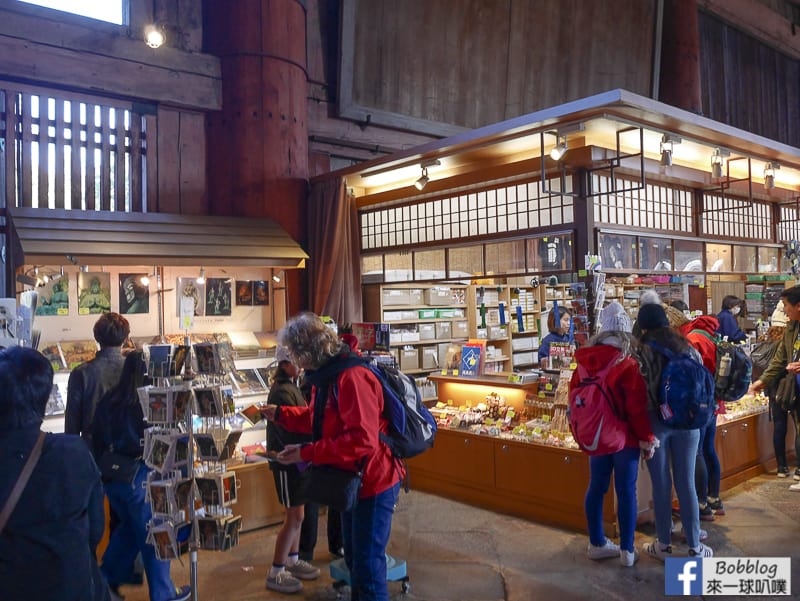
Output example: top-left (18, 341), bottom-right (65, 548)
top-left (715, 295), bottom-right (746, 343)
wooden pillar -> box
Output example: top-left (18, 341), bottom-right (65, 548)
top-left (205, 0), bottom-right (309, 314)
top-left (659, 0), bottom-right (703, 114)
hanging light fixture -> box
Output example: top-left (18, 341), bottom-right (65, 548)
top-left (764, 161), bottom-right (779, 190)
top-left (710, 148), bottom-right (726, 179)
top-left (659, 134), bottom-right (681, 167)
top-left (413, 159), bottom-right (441, 191)
top-left (196, 267), bottom-right (206, 285)
top-left (144, 23), bottom-right (166, 48)
top-left (549, 134), bottom-right (568, 161)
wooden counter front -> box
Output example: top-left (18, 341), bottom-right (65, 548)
top-left (229, 461), bottom-right (285, 532)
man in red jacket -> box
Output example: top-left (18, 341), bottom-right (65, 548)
top-left (262, 313), bottom-right (403, 601)
top-left (680, 315), bottom-right (725, 518)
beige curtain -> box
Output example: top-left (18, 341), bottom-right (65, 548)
top-left (307, 177), bottom-right (363, 324)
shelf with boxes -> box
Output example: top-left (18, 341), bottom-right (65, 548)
top-left (509, 285), bottom-right (542, 369)
top-left (744, 275), bottom-right (791, 318)
top-left (467, 286), bottom-right (512, 374)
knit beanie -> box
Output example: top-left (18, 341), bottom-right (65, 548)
top-left (598, 301), bottom-right (633, 333)
top-left (637, 303), bottom-right (669, 330)
top-left (639, 289), bottom-right (661, 306)
top-left (663, 304), bottom-right (690, 329)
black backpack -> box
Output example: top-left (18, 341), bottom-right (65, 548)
top-left (692, 330), bottom-right (752, 402)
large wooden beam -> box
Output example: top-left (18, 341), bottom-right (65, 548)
top-left (0, 7), bottom-right (220, 110)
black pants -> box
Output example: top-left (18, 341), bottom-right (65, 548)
top-left (299, 502), bottom-right (343, 560)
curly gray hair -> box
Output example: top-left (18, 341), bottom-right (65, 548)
top-left (277, 312), bottom-right (342, 370)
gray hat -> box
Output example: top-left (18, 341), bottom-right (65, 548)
top-left (598, 301), bottom-right (632, 333)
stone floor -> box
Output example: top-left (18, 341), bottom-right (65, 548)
top-left (116, 472), bottom-right (800, 601)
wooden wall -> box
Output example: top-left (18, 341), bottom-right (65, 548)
top-left (700, 10), bottom-right (800, 146)
top-left (340, 0), bottom-right (657, 134)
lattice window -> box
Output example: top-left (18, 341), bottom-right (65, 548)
top-left (778, 205), bottom-right (800, 242)
top-left (701, 193), bottom-right (772, 240)
top-left (592, 174), bottom-right (693, 233)
top-left (360, 177), bottom-right (574, 251)
top-left (2, 86), bottom-right (147, 212)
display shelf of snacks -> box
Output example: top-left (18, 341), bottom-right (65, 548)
top-left (718, 393), bottom-right (769, 422)
top-left (409, 370), bottom-right (610, 534)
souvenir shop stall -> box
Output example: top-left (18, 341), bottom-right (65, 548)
top-left (3, 207), bottom-right (309, 563)
top-left (325, 89), bottom-right (800, 533)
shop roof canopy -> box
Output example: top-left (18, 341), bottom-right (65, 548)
top-left (7, 207), bottom-right (308, 269)
top-left (330, 88), bottom-right (800, 207)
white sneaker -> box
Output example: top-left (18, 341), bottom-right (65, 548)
top-left (287, 559), bottom-right (320, 580)
top-left (620, 549), bottom-right (639, 567)
top-left (688, 543), bottom-right (714, 558)
top-left (266, 570), bottom-right (303, 594)
top-left (643, 540), bottom-right (673, 562)
top-left (587, 538), bottom-right (620, 560)
top-left (788, 481), bottom-right (800, 491)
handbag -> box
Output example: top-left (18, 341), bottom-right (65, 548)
top-left (99, 451), bottom-right (141, 484)
top-left (750, 339), bottom-right (779, 371)
top-left (304, 465), bottom-right (363, 512)
top-left (0, 431), bottom-right (46, 533)
top-left (775, 371), bottom-right (798, 412)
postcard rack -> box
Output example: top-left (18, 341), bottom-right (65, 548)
top-left (137, 341), bottom-right (244, 601)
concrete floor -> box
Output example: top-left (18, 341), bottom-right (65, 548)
top-left (116, 471), bottom-right (800, 601)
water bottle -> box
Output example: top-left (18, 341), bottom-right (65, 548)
top-left (718, 353), bottom-right (732, 389)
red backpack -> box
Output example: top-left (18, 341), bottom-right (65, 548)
top-left (568, 361), bottom-right (628, 455)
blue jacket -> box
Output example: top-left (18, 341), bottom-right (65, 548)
top-left (0, 427), bottom-right (106, 601)
top-left (539, 332), bottom-right (571, 360)
top-left (716, 309), bottom-right (746, 343)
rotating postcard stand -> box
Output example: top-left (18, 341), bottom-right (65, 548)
top-left (139, 338), bottom-right (244, 599)
top-left (191, 341), bottom-right (243, 553)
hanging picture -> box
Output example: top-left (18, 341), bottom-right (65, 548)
top-left (35, 276), bottom-right (70, 316)
top-left (205, 278), bottom-right (232, 316)
top-left (118, 273), bottom-right (150, 314)
top-left (78, 272), bottom-right (112, 315)
top-left (235, 280), bottom-right (254, 305)
top-left (176, 277), bottom-right (205, 317)
top-left (253, 280), bottom-right (269, 306)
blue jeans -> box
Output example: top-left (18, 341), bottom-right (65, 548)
top-left (101, 465), bottom-right (177, 601)
top-left (586, 446), bottom-right (640, 552)
top-left (695, 418), bottom-right (721, 500)
top-left (646, 417), bottom-right (701, 548)
top-left (341, 482), bottom-right (400, 601)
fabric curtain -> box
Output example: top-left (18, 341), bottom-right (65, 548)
top-left (307, 177), bottom-right (363, 324)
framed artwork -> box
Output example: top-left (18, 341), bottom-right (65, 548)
top-left (205, 278), bottom-right (232, 316)
top-left (639, 237), bottom-right (673, 271)
top-left (235, 280), bottom-right (253, 305)
top-left (35, 277), bottom-right (69, 316)
top-left (597, 233), bottom-right (636, 271)
top-left (78, 272), bottom-right (111, 315)
top-left (119, 273), bottom-right (150, 314)
top-left (177, 277), bottom-right (205, 316)
top-left (253, 280), bottom-right (269, 306)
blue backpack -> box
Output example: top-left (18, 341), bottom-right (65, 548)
top-left (365, 360), bottom-right (437, 459)
top-left (647, 341), bottom-right (715, 429)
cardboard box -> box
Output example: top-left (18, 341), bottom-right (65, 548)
top-left (418, 323), bottom-right (436, 341)
top-left (488, 325), bottom-right (508, 340)
top-left (435, 322), bottom-right (452, 340)
top-left (418, 309), bottom-right (436, 319)
top-left (399, 348), bottom-right (419, 371)
top-left (382, 289), bottom-right (411, 306)
top-left (435, 308), bottom-right (457, 318)
top-left (452, 320), bottom-right (468, 339)
top-left (408, 289), bottom-right (423, 304)
top-left (512, 337), bottom-right (535, 351)
top-left (513, 352), bottom-right (536, 366)
top-left (421, 346), bottom-right (439, 369)
top-left (424, 287), bottom-right (453, 305)
top-left (437, 342), bottom-right (451, 368)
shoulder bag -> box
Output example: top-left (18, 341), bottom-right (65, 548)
top-left (774, 339), bottom-right (800, 412)
top-left (98, 450), bottom-right (141, 484)
top-left (304, 464), bottom-right (363, 512)
top-left (0, 431), bottom-right (46, 533)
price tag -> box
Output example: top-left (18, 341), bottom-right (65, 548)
top-left (545, 383), bottom-right (553, 391)
top-left (569, 362), bottom-right (577, 370)
top-left (542, 415), bottom-right (551, 422)
top-left (508, 373), bottom-right (522, 384)
top-left (538, 391), bottom-right (546, 398)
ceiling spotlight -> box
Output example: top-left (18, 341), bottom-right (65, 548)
top-left (272, 274), bottom-right (282, 284)
top-left (764, 161), bottom-right (779, 190)
top-left (140, 274), bottom-right (150, 286)
top-left (659, 134), bottom-right (681, 167)
top-left (710, 147), bottom-right (726, 180)
top-left (144, 24), bottom-right (166, 49)
top-left (549, 135), bottom-right (568, 161)
top-left (196, 267), bottom-right (206, 285)
top-left (414, 168), bottom-right (429, 191)
top-left (413, 159), bottom-right (441, 191)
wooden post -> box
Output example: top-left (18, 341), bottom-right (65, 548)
top-left (205, 0), bottom-right (309, 315)
top-left (659, 0), bottom-right (703, 114)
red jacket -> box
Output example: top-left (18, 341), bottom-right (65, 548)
top-left (680, 315), bottom-right (725, 413)
top-left (570, 344), bottom-right (653, 449)
top-left (277, 364), bottom-right (403, 498)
